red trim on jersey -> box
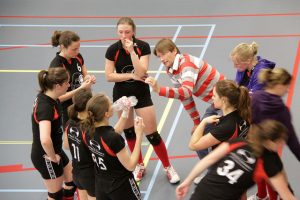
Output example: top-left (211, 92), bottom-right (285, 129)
top-left (136, 48), bottom-right (142, 56)
top-left (228, 141), bottom-right (246, 152)
top-left (114, 50), bottom-right (120, 65)
top-left (229, 124), bottom-right (239, 140)
top-left (53, 107), bottom-right (59, 120)
top-left (76, 56), bottom-right (83, 66)
top-left (100, 137), bottom-right (116, 157)
top-left (194, 67), bottom-right (217, 97)
top-left (253, 158), bottom-right (268, 183)
top-left (82, 131), bottom-right (88, 146)
top-left (33, 100), bottom-right (39, 124)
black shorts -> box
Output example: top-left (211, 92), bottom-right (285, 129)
top-left (31, 149), bottom-right (70, 180)
top-left (95, 174), bottom-right (141, 200)
top-left (113, 82), bottom-right (153, 109)
top-left (73, 167), bottom-right (95, 197)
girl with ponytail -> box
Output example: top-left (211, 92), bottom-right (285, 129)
top-left (230, 42), bottom-right (276, 93)
top-left (81, 93), bottom-right (145, 200)
top-left (177, 120), bottom-right (295, 200)
top-left (189, 80), bottom-right (251, 152)
top-left (63, 88), bottom-right (95, 200)
top-left (249, 68), bottom-right (300, 200)
top-left (31, 68), bottom-right (76, 200)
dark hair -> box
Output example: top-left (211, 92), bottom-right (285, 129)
top-left (68, 88), bottom-right (93, 121)
top-left (215, 80), bottom-right (251, 123)
top-left (153, 38), bottom-right (180, 56)
top-left (81, 93), bottom-right (110, 137)
top-left (51, 30), bottom-right (80, 48)
top-left (38, 68), bottom-right (68, 93)
top-left (117, 17), bottom-right (136, 33)
top-left (259, 67), bottom-right (292, 88)
top-left (248, 120), bottom-right (287, 157)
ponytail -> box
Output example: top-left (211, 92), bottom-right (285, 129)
top-left (37, 68), bottom-right (68, 93)
top-left (237, 86), bottom-right (251, 123)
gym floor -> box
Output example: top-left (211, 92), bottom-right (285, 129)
top-left (0, 0), bottom-right (299, 199)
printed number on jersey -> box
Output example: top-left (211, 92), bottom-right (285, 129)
top-left (92, 153), bottom-right (107, 170)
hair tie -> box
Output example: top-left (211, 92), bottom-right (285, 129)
top-left (43, 72), bottom-right (48, 79)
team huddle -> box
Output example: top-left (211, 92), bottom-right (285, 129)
top-left (30, 17), bottom-right (299, 200)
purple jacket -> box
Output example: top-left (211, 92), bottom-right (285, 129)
top-left (251, 90), bottom-right (300, 161)
top-left (236, 56), bottom-right (275, 93)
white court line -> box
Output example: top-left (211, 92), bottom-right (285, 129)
top-left (0, 24), bottom-right (215, 28)
top-left (143, 24), bottom-right (216, 200)
top-left (0, 44), bottom-right (205, 48)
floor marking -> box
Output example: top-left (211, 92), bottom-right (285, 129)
top-left (286, 40), bottom-right (300, 108)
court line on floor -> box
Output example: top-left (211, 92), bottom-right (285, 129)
top-left (0, 12), bottom-right (299, 19)
top-left (286, 40), bottom-right (300, 108)
top-left (0, 70), bottom-right (166, 74)
top-left (1, 34), bottom-right (299, 51)
top-left (143, 24), bottom-right (216, 200)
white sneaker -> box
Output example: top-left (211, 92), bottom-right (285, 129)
top-left (247, 194), bottom-right (269, 200)
top-left (164, 166), bottom-right (180, 184)
top-left (133, 163), bottom-right (145, 182)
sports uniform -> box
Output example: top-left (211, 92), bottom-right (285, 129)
top-left (83, 126), bottom-right (141, 200)
top-left (105, 39), bottom-right (153, 109)
top-left (49, 53), bottom-right (85, 125)
top-left (65, 119), bottom-right (95, 197)
top-left (158, 53), bottom-right (225, 125)
top-left (31, 93), bottom-right (69, 179)
top-left (209, 110), bottom-right (250, 149)
top-left (191, 138), bottom-right (284, 200)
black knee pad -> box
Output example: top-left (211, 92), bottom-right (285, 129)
top-left (146, 131), bottom-right (162, 146)
top-left (48, 189), bottom-right (63, 200)
top-left (124, 127), bottom-right (136, 140)
top-left (63, 181), bottom-right (77, 198)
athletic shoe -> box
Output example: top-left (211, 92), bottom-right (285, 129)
top-left (164, 165), bottom-right (180, 184)
top-left (133, 163), bottom-right (145, 182)
top-left (247, 194), bottom-right (269, 200)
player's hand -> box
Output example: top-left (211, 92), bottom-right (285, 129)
top-left (145, 77), bottom-right (160, 93)
top-left (134, 117), bottom-right (145, 137)
top-left (176, 182), bottom-right (190, 200)
top-left (124, 39), bottom-right (134, 53)
top-left (44, 154), bottom-right (61, 164)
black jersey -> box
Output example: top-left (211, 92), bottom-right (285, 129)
top-left (49, 53), bottom-right (85, 110)
top-left (193, 138), bottom-right (283, 200)
top-left (84, 126), bottom-right (131, 179)
top-left (105, 39), bottom-right (151, 88)
top-left (210, 110), bottom-right (249, 149)
top-left (65, 119), bottom-right (94, 172)
top-left (31, 93), bottom-right (63, 153)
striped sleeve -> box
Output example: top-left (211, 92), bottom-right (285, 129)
top-left (180, 97), bottom-right (201, 125)
top-left (159, 66), bottom-right (198, 100)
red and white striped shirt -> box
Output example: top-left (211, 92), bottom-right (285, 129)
top-left (159, 54), bottom-right (225, 125)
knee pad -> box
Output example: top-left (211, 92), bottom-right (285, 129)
top-left (124, 127), bottom-right (136, 140)
top-left (48, 189), bottom-right (63, 200)
top-left (146, 131), bottom-right (162, 146)
top-left (63, 181), bottom-right (77, 198)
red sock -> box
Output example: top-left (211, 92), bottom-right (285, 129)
top-left (152, 140), bottom-right (170, 168)
top-left (267, 183), bottom-right (278, 200)
top-left (126, 138), bottom-right (143, 164)
top-left (257, 179), bottom-right (268, 198)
